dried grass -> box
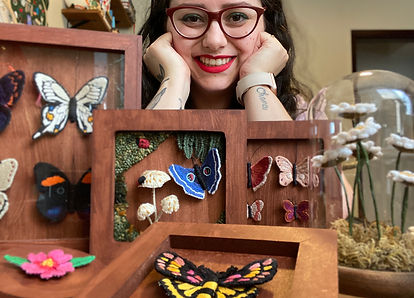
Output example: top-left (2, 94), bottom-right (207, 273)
top-left (331, 218), bottom-right (414, 272)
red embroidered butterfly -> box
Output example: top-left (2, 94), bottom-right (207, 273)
top-left (247, 199), bottom-right (264, 222)
top-left (274, 156), bottom-right (309, 187)
top-left (247, 156), bottom-right (272, 192)
top-left (282, 199), bottom-right (310, 222)
top-left (155, 251), bottom-right (278, 298)
top-left (0, 70), bottom-right (25, 132)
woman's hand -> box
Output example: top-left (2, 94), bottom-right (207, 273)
top-left (143, 32), bottom-right (191, 82)
top-left (144, 33), bottom-right (191, 109)
top-left (239, 32), bottom-right (289, 78)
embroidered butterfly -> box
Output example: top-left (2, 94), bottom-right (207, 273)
top-left (168, 148), bottom-right (222, 199)
top-left (247, 199), bottom-right (264, 222)
top-left (155, 251), bottom-right (278, 298)
top-left (0, 158), bottom-right (18, 220)
top-left (0, 70), bottom-right (25, 132)
top-left (282, 199), bottom-right (310, 222)
top-left (274, 156), bottom-right (309, 187)
top-left (247, 156), bottom-right (272, 192)
top-left (34, 162), bottom-right (91, 222)
top-left (32, 72), bottom-right (109, 140)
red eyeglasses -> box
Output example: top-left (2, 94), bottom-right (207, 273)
top-left (166, 6), bottom-right (265, 39)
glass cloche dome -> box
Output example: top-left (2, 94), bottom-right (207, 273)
top-left (321, 70), bottom-right (414, 231)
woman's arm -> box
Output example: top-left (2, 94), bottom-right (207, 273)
top-left (143, 33), bottom-right (191, 109)
top-left (240, 32), bottom-right (292, 121)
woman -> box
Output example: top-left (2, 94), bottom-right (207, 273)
top-left (139, 0), bottom-right (314, 121)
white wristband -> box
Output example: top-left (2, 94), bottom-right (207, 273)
top-left (236, 72), bottom-right (277, 106)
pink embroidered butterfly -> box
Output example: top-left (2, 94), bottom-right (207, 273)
top-left (282, 199), bottom-right (310, 222)
top-left (247, 156), bottom-right (273, 192)
top-left (247, 199), bottom-right (264, 222)
top-left (274, 156), bottom-right (309, 187)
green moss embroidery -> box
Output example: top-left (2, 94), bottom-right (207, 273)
top-left (114, 132), bottom-right (169, 242)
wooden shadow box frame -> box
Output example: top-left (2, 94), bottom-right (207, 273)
top-left (246, 120), bottom-right (342, 228)
top-left (0, 24), bottom-right (141, 252)
top-left (80, 222), bottom-right (338, 297)
top-left (90, 110), bottom-right (247, 264)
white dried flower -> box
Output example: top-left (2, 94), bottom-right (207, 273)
top-left (385, 134), bottom-right (414, 153)
top-left (161, 195), bottom-right (179, 214)
top-left (346, 141), bottom-right (383, 160)
top-left (408, 226), bottom-right (414, 236)
top-left (332, 117), bottom-right (381, 145)
top-left (330, 102), bottom-right (377, 118)
top-left (137, 203), bottom-right (156, 221)
top-left (387, 170), bottom-right (414, 185)
top-left (311, 146), bottom-right (353, 168)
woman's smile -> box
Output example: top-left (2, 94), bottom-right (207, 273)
top-left (195, 55), bottom-right (236, 73)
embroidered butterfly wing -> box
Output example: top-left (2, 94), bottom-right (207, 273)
top-left (282, 200), bottom-right (310, 222)
top-left (73, 76), bottom-right (108, 134)
top-left (32, 73), bottom-right (71, 139)
top-left (201, 148), bottom-right (222, 195)
top-left (295, 157), bottom-right (310, 188)
top-left (249, 156), bottom-right (272, 192)
top-left (155, 251), bottom-right (278, 298)
top-left (169, 148), bottom-right (222, 200)
top-left (72, 169), bottom-right (92, 220)
top-left (0, 70), bottom-right (25, 132)
top-left (0, 158), bottom-right (18, 220)
top-left (32, 73), bottom-right (108, 139)
top-left (247, 199), bottom-right (264, 222)
top-left (34, 162), bottom-right (91, 222)
top-left (275, 156), bottom-right (309, 187)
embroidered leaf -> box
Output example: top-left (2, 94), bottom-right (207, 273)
top-left (4, 255), bottom-right (28, 266)
top-left (70, 255), bottom-right (95, 267)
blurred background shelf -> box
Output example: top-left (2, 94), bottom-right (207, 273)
top-left (62, 8), bottom-right (112, 32)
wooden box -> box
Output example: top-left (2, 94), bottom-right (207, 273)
top-left (90, 109), bottom-right (342, 264)
top-left (0, 24), bottom-right (141, 251)
top-left (90, 109), bottom-right (247, 264)
top-left (81, 222), bottom-right (338, 297)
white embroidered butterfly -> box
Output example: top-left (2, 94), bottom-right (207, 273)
top-left (32, 72), bottom-right (109, 140)
top-left (0, 158), bottom-right (18, 220)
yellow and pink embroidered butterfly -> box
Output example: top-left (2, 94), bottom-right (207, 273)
top-left (155, 251), bottom-right (278, 298)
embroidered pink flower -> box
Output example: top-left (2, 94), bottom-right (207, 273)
top-left (20, 249), bottom-right (75, 279)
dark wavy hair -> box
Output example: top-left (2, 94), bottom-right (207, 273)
top-left (139, 0), bottom-right (312, 117)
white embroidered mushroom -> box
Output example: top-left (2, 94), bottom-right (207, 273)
top-left (137, 203), bottom-right (156, 225)
top-left (137, 170), bottom-right (171, 219)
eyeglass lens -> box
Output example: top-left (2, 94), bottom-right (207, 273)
top-left (172, 7), bottom-right (259, 38)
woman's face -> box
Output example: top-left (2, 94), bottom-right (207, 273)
top-left (167, 0), bottom-right (265, 93)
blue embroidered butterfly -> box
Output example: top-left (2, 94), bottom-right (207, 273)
top-left (155, 251), bottom-right (278, 298)
top-left (0, 70), bottom-right (25, 132)
top-left (168, 148), bottom-right (222, 199)
top-left (32, 72), bottom-right (108, 140)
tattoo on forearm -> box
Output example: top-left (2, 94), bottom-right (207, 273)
top-left (256, 87), bottom-right (269, 110)
top-left (147, 87), bottom-right (166, 109)
top-left (156, 64), bottom-right (165, 82)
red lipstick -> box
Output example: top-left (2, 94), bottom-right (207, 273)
top-left (195, 55), bottom-right (236, 73)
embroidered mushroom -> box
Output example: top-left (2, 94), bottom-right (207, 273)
top-left (137, 170), bottom-right (171, 220)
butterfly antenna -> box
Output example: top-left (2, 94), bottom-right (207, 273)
top-left (247, 162), bottom-right (252, 188)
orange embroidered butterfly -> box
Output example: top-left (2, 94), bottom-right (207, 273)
top-left (155, 251), bottom-right (278, 298)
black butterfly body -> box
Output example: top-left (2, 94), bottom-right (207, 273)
top-left (155, 251), bottom-right (278, 298)
top-left (34, 162), bottom-right (91, 222)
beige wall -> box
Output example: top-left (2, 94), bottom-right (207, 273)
top-left (284, 0), bottom-right (414, 93)
top-left (48, 0), bottom-right (414, 94)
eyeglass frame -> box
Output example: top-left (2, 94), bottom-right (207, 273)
top-left (166, 5), bottom-right (266, 40)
